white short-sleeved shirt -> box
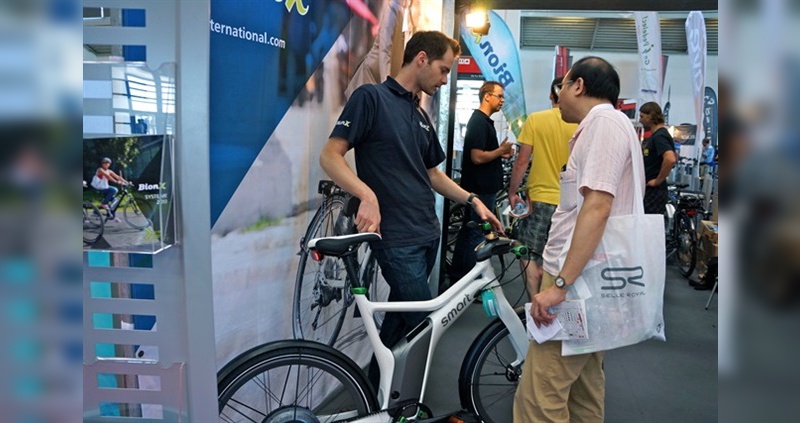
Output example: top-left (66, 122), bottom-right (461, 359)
top-left (542, 103), bottom-right (644, 276)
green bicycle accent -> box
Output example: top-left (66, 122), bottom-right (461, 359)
top-left (351, 287), bottom-right (368, 295)
top-left (511, 245), bottom-right (529, 258)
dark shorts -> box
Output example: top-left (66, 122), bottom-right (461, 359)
top-left (644, 185), bottom-right (668, 215)
top-left (514, 201), bottom-right (557, 264)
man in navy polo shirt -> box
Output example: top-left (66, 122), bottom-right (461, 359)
top-left (320, 31), bottom-right (502, 353)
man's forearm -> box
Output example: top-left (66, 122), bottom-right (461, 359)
top-left (428, 167), bottom-right (470, 204)
top-left (509, 144), bottom-right (532, 194)
top-left (654, 153), bottom-right (677, 184)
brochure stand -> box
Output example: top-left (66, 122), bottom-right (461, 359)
top-left (83, 62), bottom-right (177, 254)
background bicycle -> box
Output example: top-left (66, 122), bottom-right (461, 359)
top-left (293, 180), bottom-right (390, 348)
top-left (220, 225), bottom-right (532, 423)
top-left (665, 183), bottom-right (709, 277)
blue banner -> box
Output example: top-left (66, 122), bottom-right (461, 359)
top-left (703, 86), bottom-right (717, 146)
top-left (209, 0), bottom-right (351, 225)
top-left (459, 11), bottom-right (527, 136)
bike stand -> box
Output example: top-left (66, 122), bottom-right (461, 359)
top-left (704, 277), bottom-right (718, 310)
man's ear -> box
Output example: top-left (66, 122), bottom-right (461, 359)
top-left (416, 50), bottom-right (427, 66)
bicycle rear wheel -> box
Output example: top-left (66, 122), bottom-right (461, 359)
top-left (675, 213), bottom-right (697, 277)
top-left (122, 197), bottom-right (152, 229)
top-left (83, 201), bottom-right (104, 244)
top-left (459, 309), bottom-right (526, 423)
top-left (218, 340), bottom-right (378, 423)
top-left (294, 195), bottom-right (351, 346)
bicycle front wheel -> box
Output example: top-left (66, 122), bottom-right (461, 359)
top-left (218, 340), bottom-right (378, 423)
top-left (459, 309), bottom-right (526, 423)
top-left (122, 197), bottom-right (152, 229)
top-left (83, 201), bottom-right (104, 244)
top-left (675, 213), bottom-right (697, 277)
top-left (293, 195), bottom-right (350, 346)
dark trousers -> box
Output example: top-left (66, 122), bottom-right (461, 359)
top-left (368, 239), bottom-right (439, 387)
top-left (450, 193), bottom-right (496, 282)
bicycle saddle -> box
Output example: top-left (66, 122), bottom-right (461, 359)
top-left (308, 232), bottom-right (381, 256)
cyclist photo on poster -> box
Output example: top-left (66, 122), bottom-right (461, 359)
top-left (83, 135), bottom-right (174, 252)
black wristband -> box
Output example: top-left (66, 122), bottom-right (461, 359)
top-left (466, 193), bottom-right (477, 206)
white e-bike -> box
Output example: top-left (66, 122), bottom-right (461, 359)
top-left (218, 224), bottom-right (531, 423)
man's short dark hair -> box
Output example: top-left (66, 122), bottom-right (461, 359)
top-left (568, 56), bottom-right (620, 105)
top-left (479, 81), bottom-right (503, 102)
top-left (639, 101), bottom-right (665, 125)
top-left (403, 31), bottom-right (461, 66)
top-left (550, 76), bottom-right (563, 104)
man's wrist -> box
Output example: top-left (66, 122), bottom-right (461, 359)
top-left (466, 192), bottom-right (477, 207)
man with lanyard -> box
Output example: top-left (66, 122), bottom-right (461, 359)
top-left (639, 101), bottom-right (677, 214)
top-left (449, 81), bottom-right (512, 283)
top-left (320, 31), bottom-right (503, 358)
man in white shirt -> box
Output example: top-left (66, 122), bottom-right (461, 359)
top-left (513, 56), bottom-right (644, 422)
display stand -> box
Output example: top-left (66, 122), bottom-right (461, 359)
top-left (83, 0), bottom-right (216, 420)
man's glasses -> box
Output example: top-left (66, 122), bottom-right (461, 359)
top-left (487, 93), bottom-right (505, 100)
top-left (553, 79), bottom-right (574, 96)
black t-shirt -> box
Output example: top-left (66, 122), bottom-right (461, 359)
top-left (330, 77), bottom-right (446, 249)
top-left (643, 127), bottom-right (675, 184)
top-left (460, 109), bottom-right (502, 194)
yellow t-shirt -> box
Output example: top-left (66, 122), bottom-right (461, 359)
top-left (517, 108), bottom-right (578, 205)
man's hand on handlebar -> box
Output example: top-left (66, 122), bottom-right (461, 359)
top-left (470, 197), bottom-right (504, 234)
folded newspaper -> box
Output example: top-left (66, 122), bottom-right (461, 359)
top-left (525, 300), bottom-right (589, 343)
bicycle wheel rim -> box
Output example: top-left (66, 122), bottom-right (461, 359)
top-left (461, 315), bottom-right (523, 423)
top-left (83, 202), bottom-right (104, 244)
top-left (293, 195), bottom-right (349, 346)
top-left (218, 344), bottom-right (375, 422)
top-left (122, 198), bottom-right (152, 229)
top-left (676, 214), bottom-right (696, 277)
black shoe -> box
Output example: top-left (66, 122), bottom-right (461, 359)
top-left (689, 279), bottom-right (712, 290)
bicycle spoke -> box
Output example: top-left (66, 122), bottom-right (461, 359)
top-left (223, 397), bottom-right (265, 422)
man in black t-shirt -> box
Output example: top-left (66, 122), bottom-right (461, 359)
top-left (449, 81), bottom-right (512, 281)
top-left (639, 101), bottom-right (677, 214)
top-left (321, 32), bottom-right (503, 355)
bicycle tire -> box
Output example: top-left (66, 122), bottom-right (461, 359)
top-left (293, 195), bottom-right (350, 346)
top-left (218, 340), bottom-right (378, 423)
top-left (459, 308), bottom-right (526, 423)
top-left (122, 196), bottom-right (152, 229)
top-left (83, 201), bottom-right (104, 244)
top-left (675, 213), bottom-right (697, 277)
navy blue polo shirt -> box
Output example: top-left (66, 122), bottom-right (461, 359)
top-left (330, 77), bottom-right (446, 249)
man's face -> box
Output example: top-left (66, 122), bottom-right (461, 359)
top-left (486, 86), bottom-right (505, 113)
top-left (418, 48), bottom-right (456, 96)
top-left (639, 112), bottom-right (654, 130)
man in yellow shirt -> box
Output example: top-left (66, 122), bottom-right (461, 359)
top-left (508, 77), bottom-right (578, 297)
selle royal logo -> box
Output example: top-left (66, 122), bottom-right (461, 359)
top-left (275, 0), bottom-right (309, 15)
top-left (600, 266), bottom-right (645, 290)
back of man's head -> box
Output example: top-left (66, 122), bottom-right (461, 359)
top-left (402, 31), bottom-right (461, 66)
top-left (568, 56), bottom-right (620, 105)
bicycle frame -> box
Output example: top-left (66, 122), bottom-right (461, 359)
top-left (349, 255), bottom-right (528, 411)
